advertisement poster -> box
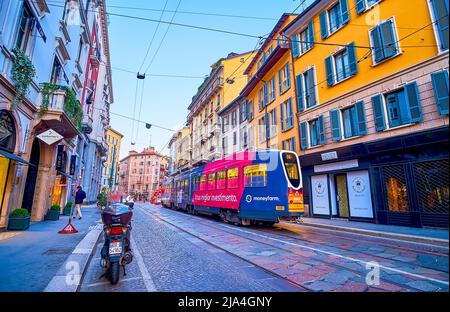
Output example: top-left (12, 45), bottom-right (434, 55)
top-left (311, 175), bottom-right (330, 216)
top-left (347, 170), bottom-right (374, 218)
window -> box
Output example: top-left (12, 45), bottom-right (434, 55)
top-left (231, 110), bottom-right (237, 128)
top-left (320, 0), bottom-right (349, 39)
top-left (296, 67), bottom-right (317, 112)
top-left (233, 131), bottom-right (237, 146)
top-left (282, 137), bottom-right (296, 152)
top-left (15, 2), bottom-right (35, 52)
top-left (330, 101), bottom-right (367, 142)
top-left (342, 105), bottom-right (358, 138)
top-left (280, 98), bottom-right (294, 131)
top-left (207, 173), bottom-right (216, 190)
top-left (293, 20), bottom-right (315, 58)
top-left (258, 116), bottom-right (266, 143)
top-left (371, 82), bottom-right (423, 131)
top-left (356, 0), bottom-right (382, 14)
top-left (199, 175), bottom-right (207, 191)
top-left (370, 18), bottom-right (400, 64)
top-left (222, 137), bottom-right (227, 155)
top-left (50, 57), bottom-right (63, 84)
top-left (217, 94), bottom-right (221, 108)
top-left (299, 115), bottom-right (325, 149)
top-left (325, 42), bottom-right (357, 86)
top-left (269, 108), bottom-right (277, 138)
top-left (244, 164), bottom-right (267, 188)
top-left (278, 63), bottom-right (291, 94)
top-left (431, 70), bottom-right (449, 115)
top-left (222, 115), bottom-right (229, 133)
top-left (239, 101), bottom-right (247, 123)
top-left (258, 87), bottom-right (265, 111)
top-left (269, 76), bottom-right (276, 101)
top-left (428, 0), bottom-right (449, 51)
top-left (227, 168), bottom-right (239, 188)
top-left (240, 127), bottom-right (248, 149)
top-left (247, 100), bottom-right (254, 121)
top-left (216, 171), bottom-right (226, 189)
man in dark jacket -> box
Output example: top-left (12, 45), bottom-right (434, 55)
top-left (74, 186), bottom-right (87, 220)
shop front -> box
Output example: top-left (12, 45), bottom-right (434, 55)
top-left (300, 127), bottom-right (449, 228)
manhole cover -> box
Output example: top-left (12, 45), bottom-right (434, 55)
top-left (42, 248), bottom-right (73, 255)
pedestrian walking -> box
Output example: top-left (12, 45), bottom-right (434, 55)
top-left (74, 186), bottom-right (87, 220)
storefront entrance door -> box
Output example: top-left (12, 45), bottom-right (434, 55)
top-left (336, 174), bottom-right (350, 218)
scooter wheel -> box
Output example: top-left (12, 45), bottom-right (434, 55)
top-left (110, 262), bottom-right (120, 285)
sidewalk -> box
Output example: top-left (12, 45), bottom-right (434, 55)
top-left (288, 217), bottom-right (449, 247)
top-left (0, 206), bottom-right (101, 292)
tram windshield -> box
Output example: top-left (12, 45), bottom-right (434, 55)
top-left (282, 152), bottom-right (301, 189)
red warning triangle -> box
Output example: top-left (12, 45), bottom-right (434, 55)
top-left (58, 219), bottom-right (78, 234)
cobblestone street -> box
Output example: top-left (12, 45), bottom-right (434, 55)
top-left (79, 204), bottom-right (449, 292)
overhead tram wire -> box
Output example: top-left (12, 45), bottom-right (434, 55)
top-left (292, 0), bottom-right (308, 14)
top-left (144, 0), bottom-right (182, 74)
top-left (137, 0), bottom-right (170, 74)
top-left (40, 1), bottom-right (441, 51)
top-left (111, 66), bottom-right (205, 79)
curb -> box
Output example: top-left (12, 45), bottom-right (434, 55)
top-left (44, 221), bottom-right (103, 292)
top-left (286, 221), bottom-right (449, 248)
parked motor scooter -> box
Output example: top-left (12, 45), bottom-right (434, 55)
top-left (100, 203), bottom-right (133, 285)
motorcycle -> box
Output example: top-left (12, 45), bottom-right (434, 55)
top-left (100, 203), bottom-right (133, 285)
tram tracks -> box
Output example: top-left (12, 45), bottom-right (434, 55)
top-left (140, 206), bottom-right (449, 292)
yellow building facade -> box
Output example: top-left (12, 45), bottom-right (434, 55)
top-left (188, 52), bottom-right (254, 165)
top-left (281, 0), bottom-right (449, 227)
top-left (102, 127), bottom-right (123, 192)
top-left (243, 14), bottom-right (299, 153)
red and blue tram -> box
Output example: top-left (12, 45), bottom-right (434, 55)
top-left (161, 150), bottom-right (304, 226)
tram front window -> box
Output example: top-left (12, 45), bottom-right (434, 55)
top-left (282, 152), bottom-right (301, 189)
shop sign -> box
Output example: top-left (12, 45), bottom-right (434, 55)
top-left (37, 129), bottom-right (63, 145)
top-left (347, 170), bottom-right (374, 218)
top-left (321, 151), bottom-right (338, 161)
top-left (70, 155), bottom-right (77, 175)
top-left (56, 145), bottom-right (66, 172)
top-left (314, 159), bottom-right (359, 173)
top-left (311, 175), bottom-right (330, 216)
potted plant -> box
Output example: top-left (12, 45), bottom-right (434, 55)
top-left (45, 204), bottom-right (61, 221)
top-left (63, 202), bottom-right (74, 216)
top-left (7, 208), bottom-right (30, 230)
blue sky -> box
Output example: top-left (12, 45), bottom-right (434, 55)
top-left (107, 0), bottom-right (311, 159)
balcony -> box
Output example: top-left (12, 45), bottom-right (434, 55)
top-left (90, 49), bottom-right (101, 67)
top-left (81, 114), bottom-right (93, 134)
top-left (34, 87), bottom-right (80, 139)
top-left (208, 146), bottom-right (222, 160)
top-left (209, 124), bottom-right (221, 136)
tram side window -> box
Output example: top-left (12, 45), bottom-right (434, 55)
top-left (183, 180), bottom-right (188, 192)
top-left (199, 175), bottom-right (207, 191)
top-left (244, 164), bottom-right (268, 188)
top-left (208, 173), bottom-right (216, 190)
top-left (227, 168), bottom-right (239, 189)
top-left (216, 171), bottom-right (227, 189)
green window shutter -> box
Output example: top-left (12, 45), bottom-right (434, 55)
top-left (287, 98), bottom-right (293, 128)
top-left (370, 26), bottom-right (384, 63)
top-left (431, 0), bottom-right (449, 51)
top-left (431, 70), bottom-right (449, 115)
top-left (320, 11), bottom-right (329, 39)
top-left (291, 138), bottom-right (296, 152)
top-left (347, 42), bottom-right (358, 76)
top-left (318, 115), bottom-right (326, 145)
top-left (404, 81), bottom-right (423, 123)
top-left (282, 140), bottom-right (286, 150)
top-left (263, 82), bottom-right (269, 105)
top-left (296, 74), bottom-right (304, 112)
top-left (340, 0), bottom-right (350, 24)
top-left (325, 56), bottom-right (334, 86)
top-left (329, 109), bottom-right (342, 141)
top-left (292, 34), bottom-right (300, 58)
top-left (379, 20), bottom-right (397, 59)
top-left (300, 121), bottom-right (308, 150)
top-left (280, 103), bottom-right (285, 131)
top-left (278, 69), bottom-right (283, 94)
top-left (308, 68), bottom-right (317, 107)
top-left (286, 63), bottom-right (291, 88)
top-left (308, 20), bottom-right (315, 49)
top-left (371, 94), bottom-right (386, 131)
top-left (356, 0), bottom-right (367, 14)
top-left (354, 100), bottom-right (367, 135)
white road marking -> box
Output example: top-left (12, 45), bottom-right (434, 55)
top-left (130, 235), bottom-right (157, 292)
top-left (142, 206), bottom-right (449, 287)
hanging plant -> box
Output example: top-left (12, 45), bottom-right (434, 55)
top-left (10, 49), bottom-right (36, 108)
top-left (39, 82), bottom-right (59, 116)
top-left (61, 86), bottom-right (83, 131)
